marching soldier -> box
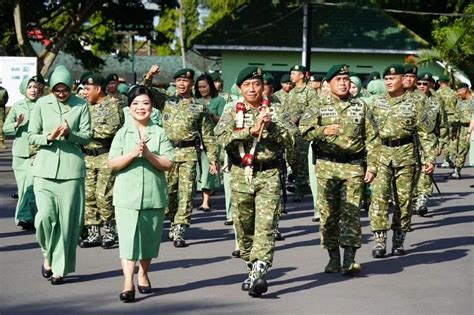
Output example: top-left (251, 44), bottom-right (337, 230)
top-left (79, 74), bottom-right (124, 249)
top-left (215, 66), bottom-right (294, 297)
top-left (308, 74), bottom-right (323, 95)
top-left (437, 75), bottom-right (459, 168)
top-left (299, 64), bottom-right (377, 275)
top-left (106, 73), bottom-right (128, 108)
top-left (412, 72), bottom-right (447, 216)
top-left (368, 64), bottom-right (436, 258)
top-left (402, 64), bottom-right (418, 92)
top-left (143, 65), bottom-right (217, 248)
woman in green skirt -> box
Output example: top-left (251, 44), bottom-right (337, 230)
top-left (3, 76), bottom-right (40, 229)
top-left (108, 85), bottom-right (173, 302)
top-left (28, 66), bottom-right (92, 284)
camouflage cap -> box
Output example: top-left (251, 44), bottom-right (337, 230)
top-left (383, 64), bottom-right (404, 77)
top-left (263, 72), bottom-right (275, 85)
top-left (368, 71), bottom-right (381, 81)
top-left (403, 64), bottom-right (418, 75)
top-left (438, 74), bottom-right (449, 82)
top-left (173, 68), bottom-right (195, 80)
top-left (106, 73), bottom-right (120, 83)
top-left (280, 73), bottom-right (291, 84)
top-left (418, 72), bottom-right (434, 83)
top-left (235, 66), bottom-right (263, 87)
top-left (325, 64), bottom-right (350, 82)
top-left (290, 64), bottom-right (307, 73)
top-left (82, 73), bottom-right (106, 87)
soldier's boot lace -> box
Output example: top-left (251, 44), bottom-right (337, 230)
top-left (101, 220), bottom-right (117, 249)
top-left (417, 194), bottom-right (429, 216)
top-left (168, 224), bottom-right (176, 241)
top-left (173, 224), bottom-right (186, 248)
top-left (324, 247), bottom-right (341, 273)
top-left (249, 260), bottom-right (268, 298)
top-left (392, 230), bottom-right (406, 256)
top-left (372, 231), bottom-right (387, 258)
top-left (79, 225), bottom-right (101, 248)
top-left (241, 261), bottom-right (253, 291)
top-left (342, 247), bottom-right (361, 276)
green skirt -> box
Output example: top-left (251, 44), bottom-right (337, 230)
top-left (197, 150), bottom-right (220, 191)
top-left (115, 207), bottom-right (165, 260)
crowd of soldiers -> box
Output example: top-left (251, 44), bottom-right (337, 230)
top-left (0, 60), bottom-right (473, 299)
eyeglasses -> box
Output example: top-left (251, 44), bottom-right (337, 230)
top-left (416, 82), bottom-right (429, 86)
top-left (53, 88), bottom-right (70, 95)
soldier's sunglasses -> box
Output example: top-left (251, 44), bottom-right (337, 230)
top-left (416, 82), bottom-right (429, 86)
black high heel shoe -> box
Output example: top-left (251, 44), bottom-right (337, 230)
top-left (41, 264), bottom-right (53, 279)
top-left (138, 277), bottom-right (153, 294)
top-left (119, 287), bottom-right (135, 302)
top-left (50, 276), bottom-right (64, 285)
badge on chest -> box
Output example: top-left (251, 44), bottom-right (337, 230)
top-left (320, 107), bottom-right (337, 117)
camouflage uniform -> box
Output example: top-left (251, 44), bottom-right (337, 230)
top-left (285, 83), bottom-right (318, 199)
top-left (300, 93), bottom-right (377, 273)
top-left (436, 86), bottom-right (459, 165)
top-left (0, 86), bottom-right (9, 149)
top-left (453, 97), bottom-right (474, 172)
top-left (215, 99), bottom-right (294, 267)
top-left (273, 89), bottom-right (289, 107)
top-left (108, 91), bottom-right (128, 108)
top-left (82, 95), bottom-right (123, 247)
top-left (368, 91), bottom-right (436, 257)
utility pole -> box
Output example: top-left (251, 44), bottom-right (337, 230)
top-left (301, 0), bottom-right (312, 72)
top-left (178, 0), bottom-right (186, 68)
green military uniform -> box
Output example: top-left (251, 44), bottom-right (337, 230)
top-left (452, 92), bottom-right (474, 175)
top-left (28, 66), bottom-right (92, 278)
top-left (300, 64), bottom-right (377, 275)
top-left (109, 122), bottom-right (174, 260)
top-left (368, 64), bottom-right (436, 258)
top-left (3, 77), bottom-right (38, 227)
top-left (273, 73), bottom-right (291, 106)
top-left (81, 74), bottom-right (124, 248)
top-left (215, 66), bottom-right (294, 297)
top-left (0, 85), bottom-right (9, 149)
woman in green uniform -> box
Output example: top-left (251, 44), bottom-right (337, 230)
top-left (108, 85), bottom-right (173, 302)
top-left (194, 74), bottom-right (225, 211)
top-left (3, 76), bottom-right (40, 229)
top-left (28, 66), bottom-right (92, 284)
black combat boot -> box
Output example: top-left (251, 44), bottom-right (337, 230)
top-left (417, 194), bottom-right (429, 216)
top-left (372, 231), bottom-right (387, 258)
top-left (241, 261), bottom-right (253, 291)
top-left (324, 247), bottom-right (341, 273)
top-left (392, 230), bottom-right (406, 256)
top-left (79, 225), bottom-right (101, 248)
top-left (274, 228), bottom-right (285, 241)
top-left (173, 224), bottom-right (187, 248)
top-left (101, 220), bottom-right (117, 249)
top-left (248, 260), bottom-right (268, 298)
top-left (342, 247), bottom-right (361, 276)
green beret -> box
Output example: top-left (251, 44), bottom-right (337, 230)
top-left (210, 72), bottom-right (222, 82)
top-left (79, 71), bottom-right (93, 83)
top-left (82, 73), bottom-right (106, 87)
top-left (263, 72), bottom-right (275, 85)
top-left (31, 74), bottom-right (45, 85)
top-left (173, 68), bottom-right (195, 80)
top-left (438, 74), bottom-right (449, 82)
top-left (280, 73), bottom-right (291, 83)
top-left (383, 64), bottom-right (404, 77)
top-left (325, 64), bottom-right (350, 82)
top-left (106, 73), bottom-right (119, 83)
top-left (368, 71), bottom-right (381, 81)
top-left (290, 64), bottom-right (307, 73)
top-left (403, 64), bottom-right (418, 75)
top-left (117, 83), bottom-right (129, 95)
top-left (235, 66), bottom-right (263, 87)
top-left (49, 66), bottom-right (73, 89)
top-left (458, 83), bottom-right (470, 89)
top-left (418, 72), bottom-right (434, 83)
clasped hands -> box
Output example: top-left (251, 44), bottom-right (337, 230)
top-left (250, 112), bottom-right (273, 137)
top-left (132, 139), bottom-right (152, 158)
top-left (47, 120), bottom-right (70, 141)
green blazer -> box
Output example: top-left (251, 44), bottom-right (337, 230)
top-left (3, 98), bottom-right (35, 157)
top-left (109, 122), bottom-right (174, 210)
top-left (28, 94), bottom-right (91, 179)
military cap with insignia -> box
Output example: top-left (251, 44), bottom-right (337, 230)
top-left (173, 68), bottom-right (195, 80)
top-left (325, 64), bottom-right (350, 81)
top-left (210, 72), bottom-right (222, 82)
top-left (263, 72), bottom-right (275, 85)
top-left (290, 64), bottom-right (307, 73)
top-left (31, 74), bottom-right (46, 85)
top-left (458, 82), bottom-right (470, 89)
top-left (82, 73), bottom-right (106, 87)
top-left (79, 71), bottom-right (93, 84)
top-left (235, 66), bottom-right (263, 87)
top-left (280, 73), bottom-right (291, 84)
top-left (368, 71), bottom-right (381, 81)
top-left (106, 73), bottom-right (119, 83)
top-left (417, 72), bottom-right (435, 83)
top-left (403, 64), bottom-right (418, 75)
top-left (438, 74), bottom-right (449, 82)
top-left (382, 64), bottom-right (404, 77)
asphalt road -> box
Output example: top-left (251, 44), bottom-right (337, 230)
top-left (0, 140), bottom-right (473, 315)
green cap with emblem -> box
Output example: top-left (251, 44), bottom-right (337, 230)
top-left (173, 68), bottom-right (195, 80)
top-left (325, 64), bottom-right (350, 82)
top-left (383, 64), bottom-right (404, 77)
top-left (106, 73), bottom-right (119, 83)
top-left (210, 72), bottom-right (222, 82)
top-left (82, 73), bottom-right (106, 87)
top-left (403, 64), bottom-right (418, 75)
top-left (235, 66), bottom-right (263, 87)
top-left (438, 74), bottom-right (449, 82)
top-left (280, 73), bottom-right (291, 83)
top-left (290, 64), bottom-right (307, 73)
top-left (458, 83), bottom-right (470, 89)
top-left (49, 66), bottom-right (73, 89)
top-left (368, 71), bottom-right (381, 81)
top-left (418, 72), bottom-right (434, 83)
top-left (263, 72), bottom-right (275, 85)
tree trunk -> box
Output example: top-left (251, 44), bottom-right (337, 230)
top-left (178, 0), bottom-right (186, 68)
top-left (13, 0), bottom-right (40, 70)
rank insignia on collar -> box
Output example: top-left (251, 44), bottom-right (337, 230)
top-left (390, 68), bottom-right (396, 74)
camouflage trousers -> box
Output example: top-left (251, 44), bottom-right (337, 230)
top-left (84, 154), bottom-right (115, 226)
top-left (165, 160), bottom-right (196, 226)
top-left (454, 126), bottom-right (471, 169)
top-left (369, 163), bottom-right (415, 232)
top-left (231, 167), bottom-right (281, 267)
top-left (317, 174), bottom-right (363, 249)
top-left (413, 171), bottom-right (433, 197)
top-left (287, 136), bottom-right (309, 190)
top-left (443, 120), bottom-right (460, 160)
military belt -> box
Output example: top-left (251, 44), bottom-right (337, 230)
top-left (82, 146), bottom-right (110, 156)
top-left (231, 158), bottom-right (280, 172)
top-left (172, 139), bottom-right (196, 148)
top-left (381, 136), bottom-right (413, 147)
top-left (317, 151), bottom-right (365, 163)
top-left (460, 122), bottom-right (470, 127)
